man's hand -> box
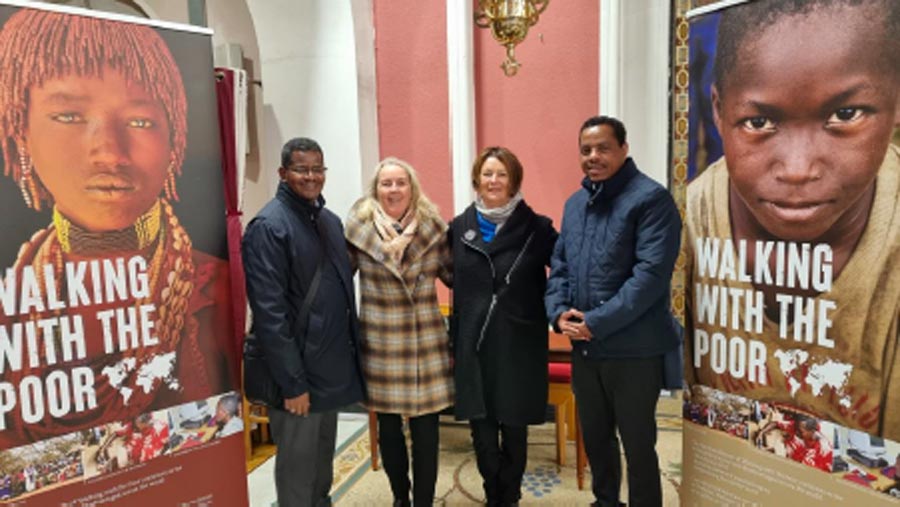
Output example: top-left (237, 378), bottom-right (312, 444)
top-left (557, 309), bottom-right (593, 341)
top-left (284, 392), bottom-right (310, 416)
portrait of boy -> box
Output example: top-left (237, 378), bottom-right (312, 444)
top-left (685, 0), bottom-right (900, 439)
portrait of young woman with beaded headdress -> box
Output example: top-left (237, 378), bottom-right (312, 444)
top-left (0, 7), bottom-right (236, 449)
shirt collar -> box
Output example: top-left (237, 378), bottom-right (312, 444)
top-left (580, 157), bottom-right (638, 202)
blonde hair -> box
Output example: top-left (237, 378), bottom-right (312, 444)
top-left (356, 157), bottom-right (440, 221)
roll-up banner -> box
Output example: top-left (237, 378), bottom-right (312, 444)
top-left (683, 0), bottom-right (900, 505)
top-left (0, 1), bottom-right (247, 505)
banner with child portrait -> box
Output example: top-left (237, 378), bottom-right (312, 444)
top-left (682, 0), bottom-right (900, 505)
top-left (0, 2), bottom-right (247, 505)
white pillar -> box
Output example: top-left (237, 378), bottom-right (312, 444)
top-left (601, 0), bottom-right (671, 186)
top-left (351, 0), bottom-right (380, 186)
top-left (447, 0), bottom-right (477, 215)
top-left (599, 0), bottom-right (622, 118)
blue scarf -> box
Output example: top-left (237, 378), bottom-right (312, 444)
top-left (476, 211), bottom-right (497, 243)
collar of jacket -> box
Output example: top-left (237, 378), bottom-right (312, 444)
top-left (461, 200), bottom-right (535, 253)
top-left (345, 197), bottom-right (448, 272)
top-left (580, 157), bottom-right (638, 203)
top-left (276, 181), bottom-right (325, 220)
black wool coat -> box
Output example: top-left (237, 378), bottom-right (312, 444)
top-left (449, 201), bottom-right (558, 425)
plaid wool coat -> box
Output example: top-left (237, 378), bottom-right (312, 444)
top-left (345, 199), bottom-right (454, 416)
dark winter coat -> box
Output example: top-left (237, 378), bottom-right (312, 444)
top-left (449, 201), bottom-right (558, 424)
top-left (242, 183), bottom-right (365, 413)
top-left (545, 158), bottom-right (682, 360)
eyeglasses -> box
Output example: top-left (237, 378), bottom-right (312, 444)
top-left (287, 165), bottom-right (328, 176)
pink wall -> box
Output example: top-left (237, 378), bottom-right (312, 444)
top-left (374, 2), bottom-right (453, 219)
top-left (474, 1), bottom-right (599, 227)
top-left (373, 3), bottom-right (599, 302)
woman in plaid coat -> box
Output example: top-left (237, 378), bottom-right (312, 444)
top-left (345, 157), bottom-right (453, 507)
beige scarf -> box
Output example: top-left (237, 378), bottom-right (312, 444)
top-left (373, 203), bottom-right (418, 269)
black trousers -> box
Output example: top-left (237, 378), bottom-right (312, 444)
top-left (470, 417), bottom-right (528, 505)
top-left (571, 353), bottom-right (663, 507)
top-left (377, 412), bottom-right (439, 506)
top-left (268, 409), bottom-right (338, 507)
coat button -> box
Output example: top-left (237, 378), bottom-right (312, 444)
top-left (582, 350), bottom-right (588, 357)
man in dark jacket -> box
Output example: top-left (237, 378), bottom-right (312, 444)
top-left (243, 137), bottom-right (364, 507)
top-left (545, 116), bottom-right (682, 507)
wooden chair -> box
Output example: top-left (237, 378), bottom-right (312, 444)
top-left (241, 360), bottom-right (271, 461)
top-left (368, 411), bottom-right (379, 470)
top-left (243, 400), bottom-right (271, 455)
top-left (548, 362), bottom-right (587, 490)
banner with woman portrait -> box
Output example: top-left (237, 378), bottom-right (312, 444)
top-left (681, 0), bottom-right (900, 505)
top-left (0, 2), bottom-right (247, 505)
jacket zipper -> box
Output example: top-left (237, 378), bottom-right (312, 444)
top-left (477, 295), bottom-right (498, 352)
top-left (464, 231), bottom-right (534, 351)
top-left (461, 238), bottom-right (496, 351)
top-left (577, 183), bottom-right (603, 309)
top-left (505, 232), bottom-right (534, 285)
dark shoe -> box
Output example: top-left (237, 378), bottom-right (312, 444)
top-left (393, 499), bottom-right (411, 507)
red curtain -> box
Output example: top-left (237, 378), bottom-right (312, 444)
top-left (214, 68), bottom-right (247, 370)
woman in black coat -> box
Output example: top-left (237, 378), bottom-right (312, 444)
top-left (449, 146), bottom-right (558, 507)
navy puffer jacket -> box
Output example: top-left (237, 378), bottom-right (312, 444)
top-left (545, 158), bottom-right (682, 359)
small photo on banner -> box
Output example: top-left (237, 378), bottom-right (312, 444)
top-left (168, 391), bottom-right (245, 451)
top-left (832, 428), bottom-right (900, 497)
top-left (84, 409), bottom-right (171, 477)
top-left (0, 432), bottom-right (85, 500)
top-left (682, 0), bottom-right (900, 504)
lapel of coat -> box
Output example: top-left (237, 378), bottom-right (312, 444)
top-left (485, 201), bottom-right (534, 254)
top-left (345, 199), bottom-right (402, 276)
top-left (405, 213), bottom-right (445, 266)
top-left (462, 201), bottom-right (534, 255)
top-left (459, 205), bottom-right (488, 252)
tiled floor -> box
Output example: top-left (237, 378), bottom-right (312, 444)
top-left (246, 412), bottom-right (368, 507)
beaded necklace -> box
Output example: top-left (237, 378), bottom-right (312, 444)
top-left (15, 198), bottom-right (195, 375)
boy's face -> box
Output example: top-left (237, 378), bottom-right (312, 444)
top-left (712, 7), bottom-right (900, 241)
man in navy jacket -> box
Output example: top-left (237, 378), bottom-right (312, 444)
top-left (545, 116), bottom-right (681, 507)
top-left (243, 137), bottom-right (364, 507)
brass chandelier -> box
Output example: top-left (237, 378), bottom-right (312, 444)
top-left (475, 0), bottom-right (550, 76)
